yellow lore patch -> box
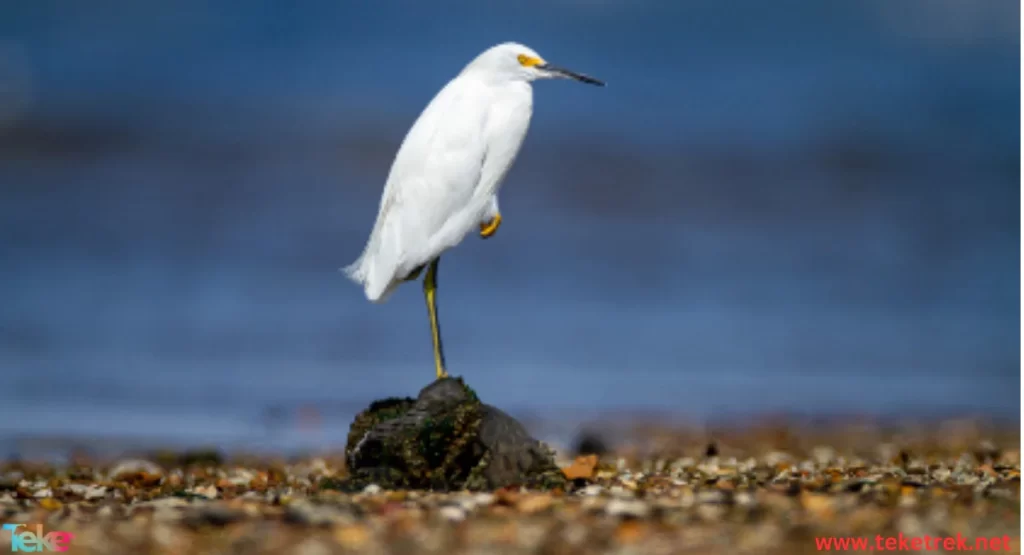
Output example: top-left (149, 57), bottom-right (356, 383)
top-left (517, 54), bottom-right (543, 67)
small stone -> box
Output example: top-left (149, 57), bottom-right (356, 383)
top-left (735, 491), bottom-right (756, 507)
top-left (38, 498), bottom-right (62, 511)
top-left (134, 497), bottom-right (188, 522)
top-left (334, 525), bottom-right (370, 550)
top-left (294, 538), bottom-right (333, 555)
top-left (976, 440), bottom-right (1000, 463)
top-left (800, 492), bottom-right (835, 520)
top-left (362, 483), bottom-right (382, 495)
top-left (605, 498), bottom-right (650, 519)
top-left (696, 503), bottom-right (727, 521)
top-left (187, 485), bottom-right (218, 500)
top-left (108, 459), bottom-right (164, 480)
top-left (517, 494), bottom-right (554, 514)
top-left (66, 483), bottom-right (106, 500)
top-left (138, 497), bottom-right (190, 510)
top-left (183, 504), bottom-right (244, 527)
top-left (472, 493), bottom-right (495, 507)
top-left (608, 485), bottom-right (634, 498)
top-left (812, 446), bottom-right (835, 466)
top-left (439, 505), bottom-right (466, 522)
top-left (227, 469), bottom-right (257, 486)
top-left (698, 489), bottom-right (727, 505)
top-left (932, 467), bottom-right (952, 482)
top-left (614, 520), bottom-right (647, 543)
top-left (494, 486), bottom-right (520, 506)
top-left (284, 500), bottom-right (355, 526)
top-left (563, 455), bottom-right (599, 480)
top-left (0, 475), bottom-right (19, 491)
top-left (764, 452), bottom-right (792, 467)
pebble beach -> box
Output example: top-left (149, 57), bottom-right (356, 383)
top-left (1, 419), bottom-right (1019, 555)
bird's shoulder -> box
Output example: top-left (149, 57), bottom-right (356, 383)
top-left (415, 76), bottom-right (492, 136)
top-left (389, 77), bottom-right (493, 173)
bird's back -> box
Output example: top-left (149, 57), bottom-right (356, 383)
top-left (346, 74), bottom-right (531, 302)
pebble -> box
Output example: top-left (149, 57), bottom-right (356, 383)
top-left (0, 421), bottom-right (1014, 555)
top-left (517, 494), bottom-right (554, 514)
top-left (294, 538), bottom-right (333, 555)
top-left (607, 485), bottom-right (632, 498)
top-left (183, 504), bottom-right (245, 527)
top-left (812, 446), bottom-right (835, 466)
top-left (439, 505), bottom-right (466, 522)
top-left (284, 500), bottom-right (355, 526)
top-left (735, 491), bottom-right (756, 507)
top-left (188, 485), bottom-right (218, 500)
top-left (137, 497), bottom-right (190, 510)
top-left (227, 469), bottom-right (257, 486)
top-left (764, 452), bottom-right (793, 466)
top-left (67, 483), bottom-right (108, 500)
top-left (605, 498), bottom-right (651, 519)
top-left (697, 489), bottom-right (728, 505)
top-left (108, 459), bottom-right (164, 480)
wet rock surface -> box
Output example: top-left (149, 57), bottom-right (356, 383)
top-left (339, 377), bottom-right (566, 491)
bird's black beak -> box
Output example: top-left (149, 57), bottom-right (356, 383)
top-left (538, 63), bottom-right (605, 86)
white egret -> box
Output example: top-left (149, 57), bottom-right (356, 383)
top-left (344, 42), bottom-right (603, 379)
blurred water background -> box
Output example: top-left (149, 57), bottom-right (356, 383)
top-left (0, 0), bottom-right (1019, 455)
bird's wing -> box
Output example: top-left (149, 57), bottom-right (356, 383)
top-left (474, 85), bottom-right (532, 203)
top-left (366, 77), bottom-right (492, 277)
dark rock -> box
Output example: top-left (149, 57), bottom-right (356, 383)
top-left (974, 440), bottom-right (1000, 465)
top-left (898, 450), bottom-right (910, 468)
top-left (0, 475), bottom-right (18, 491)
top-left (334, 377), bottom-right (566, 492)
top-left (151, 448), bottom-right (224, 468)
top-left (572, 430), bottom-right (609, 457)
top-left (182, 504), bottom-right (245, 528)
top-left (179, 448), bottom-right (224, 467)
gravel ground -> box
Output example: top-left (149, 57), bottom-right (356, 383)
top-left (0, 419), bottom-right (1018, 554)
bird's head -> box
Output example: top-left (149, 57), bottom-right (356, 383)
top-left (465, 42), bottom-right (604, 87)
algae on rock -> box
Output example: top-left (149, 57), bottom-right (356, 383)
top-left (335, 377), bottom-right (565, 492)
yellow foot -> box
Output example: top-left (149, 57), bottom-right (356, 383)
top-left (436, 367), bottom-right (450, 379)
top-left (479, 213), bottom-right (502, 239)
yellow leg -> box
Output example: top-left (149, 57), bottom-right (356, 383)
top-left (423, 258), bottom-right (448, 379)
top-left (479, 213), bottom-right (502, 239)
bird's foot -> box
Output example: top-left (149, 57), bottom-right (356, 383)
top-left (436, 366), bottom-right (450, 380)
top-left (479, 213), bottom-right (502, 238)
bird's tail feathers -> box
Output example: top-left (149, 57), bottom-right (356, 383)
top-left (343, 231), bottom-right (402, 304)
top-left (341, 257), bottom-right (365, 283)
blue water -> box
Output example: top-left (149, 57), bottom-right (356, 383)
top-left (0, 0), bottom-right (1018, 453)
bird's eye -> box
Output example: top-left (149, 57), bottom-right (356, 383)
top-left (517, 54), bottom-right (542, 67)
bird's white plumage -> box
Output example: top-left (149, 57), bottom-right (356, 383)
top-left (345, 43), bottom-right (537, 302)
